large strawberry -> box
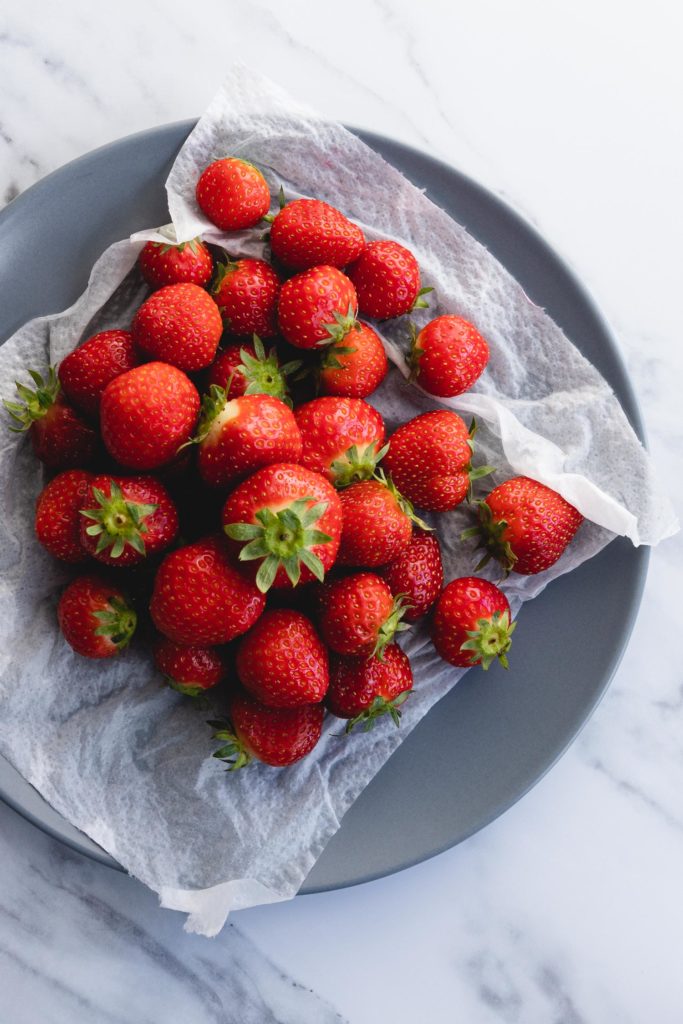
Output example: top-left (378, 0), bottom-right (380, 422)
top-left (150, 535), bottom-right (265, 645)
top-left (337, 475), bottom-right (419, 567)
top-left (196, 157), bottom-right (271, 230)
top-left (409, 315), bottom-right (489, 397)
top-left (4, 367), bottom-right (97, 468)
top-left (132, 283), bottom-right (222, 371)
top-left (35, 469), bottom-right (92, 563)
top-left (462, 476), bottom-right (584, 575)
top-left (318, 572), bottom-right (410, 659)
top-left (379, 531), bottom-right (443, 621)
top-left (319, 321), bottom-right (388, 398)
top-left (212, 258), bottom-right (280, 337)
top-left (59, 330), bottom-right (141, 418)
top-left (277, 265), bottom-right (358, 349)
top-left (138, 238), bottom-right (213, 289)
top-left (222, 463), bottom-right (342, 592)
top-left (269, 198), bottom-right (365, 270)
top-left (58, 575), bottom-right (137, 659)
top-left (236, 609), bottom-right (328, 707)
top-left (431, 577), bottom-right (515, 669)
top-left (294, 397), bottom-right (386, 488)
top-left (79, 475), bottom-right (178, 566)
top-left (211, 693), bottom-right (324, 769)
top-left (347, 240), bottom-right (431, 319)
top-left (326, 644), bottom-right (413, 731)
top-left (207, 336), bottom-right (301, 403)
top-left (154, 638), bottom-right (227, 697)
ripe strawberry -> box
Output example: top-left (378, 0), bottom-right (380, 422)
top-left (100, 362), bottom-right (200, 470)
top-left (347, 240), bottom-right (431, 319)
top-left (212, 258), bottom-right (280, 337)
top-left (58, 575), bottom-right (136, 659)
top-left (132, 283), bottom-right (222, 371)
top-left (222, 463), bottom-right (342, 592)
top-left (277, 265), bottom-right (358, 349)
top-left (431, 577), bottom-right (515, 669)
top-left (154, 638), bottom-right (227, 697)
top-left (211, 693), bottom-right (324, 769)
top-left (150, 535), bottom-right (265, 645)
top-left (196, 157), bottom-right (270, 231)
top-left (35, 469), bottom-right (92, 563)
top-left (59, 330), bottom-right (141, 418)
top-left (319, 321), bottom-right (388, 398)
top-left (379, 532), bottom-right (443, 621)
top-left (4, 368), bottom-right (97, 468)
top-left (383, 411), bottom-right (494, 512)
top-left (79, 475), bottom-right (178, 566)
top-left (269, 198), bottom-right (365, 270)
top-left (236, 609), bottom-right (328, 707)
top-left (207, 336), bottom-right (301, 403)
top-left (463, 476), bottom-right (584, 575)
top-left (326, 644), bottom-right (413, 731)
top-left (337, 475), bottom-right (419, 568)
top-left (319, 572), bottom-right (410, 659)
top-left (409, 315), bottom-right (489, 397)
top-left (138, 238), bottom-right (213, 289)
top-left (294, 397), bottom-right (386, 487)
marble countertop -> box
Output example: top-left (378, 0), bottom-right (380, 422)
top-left (2, 1), bottom-right (682, 1021)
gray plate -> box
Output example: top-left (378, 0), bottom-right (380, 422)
top-left (0, 123), bottom-right (648, 893)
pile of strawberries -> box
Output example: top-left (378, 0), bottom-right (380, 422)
top-left (5, 156), bottom-right (584, 770)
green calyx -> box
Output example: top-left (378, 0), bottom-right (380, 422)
top-left (346, 690), bottom-right (410, 734)
top-left (225, 497), bottom-right (332, 592)
top-left (459, 609), bottom-right (517, 670)
top-left (240, 335), bottom-right (301, 406)
top-left (374, 469), bottom-right (432, 533)
top-left (262, 184), bottom-right (286, 224)
top-left (4, 367), bottom-right (59, 432)
top-left (406, 320), bottom-right (423, 381)
top-left (331, 441), bottom-right (390, 489)
top-left (461, 499), bottom-right (517, 575)
top-left (80, 481), bottom-right (158, 559)
top-left (321, 341), bottom-right (358, 372)
top-left (167, 678), bottom-right (208, 699)
top-left (190, 384), bottom-right (231, 446)
top-left (209, 719), bottom-right (252, 771)
top-left (465, 417), bottom-right (496, 501)
top-left (320, 305), bottom-right (360, 347)
top-left (92, 596), bottom-right (137, 650)
top-left (373, 594), bottom-right (412, 661)
top-left (158, 236), bottom-right (203, 255)
top-left (411, 286), bottom-right (434, 311)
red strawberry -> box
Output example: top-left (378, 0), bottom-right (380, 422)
top-left (236, 609), bottom-right (328, 707)
top-left (196, 158), bottom-right (270, 231)
top-left (79, 475), bottom-right (178, 566)
top-left (222, 463), bottom-right (342, 592)
top-left (410, 315), bottom-right (489, 397)
top-left (100, 361), bottom-right (200, 470)
top-left (294, 397), bottom-right (386, 487)
top-left (431, 577), bottom-right (515, 669)
top-left (212, 258), bottom-right (280, 337)
top-left (319, 321), bottom-right (388, 398)
top-left (379, 532), bottom-right (443, 621)
top-left (58, 575), bottom-right (136, 659)
top-left (132, 283), bottom-right (222, 371)
top-left (150, 535), bottom-right (265, 645)
top-left (138, 237), bottom-right (213, 289)
top-left (337, 475), bottom-right (418, 568)
top-left (319, 572), bottom-right (409, 659)
top-left (326, 644), bottom-right (413, 731)
top-left (463, 476), bottom-right (584, 575)
top-left (277, 265), bottom-right (358, 350)
top-left (59, 330), bottom-right (140, 418)
top-left (212, 692), bottom-right (324, 769)
top-left (4, 368), bottom-right (97, 468)
top-left (207, 337), bottom-right (301, 403)
top-left (154, 638), bottom-right (227, 697)
top-left (269, 198), bottom-right (365, 270)
top-left (347, 240), bottom-right (431, 319)
top-left (35, 469), bottom-right (92, 563)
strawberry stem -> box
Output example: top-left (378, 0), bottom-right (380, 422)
top-left (92, 595), bottom-right (137, 649)
top-left (346, 689), bottom-right (410, 733)
top-left (4, 367), bottom-right (60, 432)
top-left (80, 481), bottom-right (158, 558)
top-left (459, 610), bottom-right (516, 670)
top-left (209, 719), bottom-right (252, 771)
top-left (330, 441), bottom-right (390, 489)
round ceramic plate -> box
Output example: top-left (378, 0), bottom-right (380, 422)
top-left (0, 123), bottom-right (648, 892)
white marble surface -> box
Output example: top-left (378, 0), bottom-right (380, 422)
top-left (1, 0), bottom-right (682, 1020)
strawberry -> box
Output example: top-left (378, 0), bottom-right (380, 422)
top-left (207, 336), bottom-right (301, 403)
top-left (138, 237), bottom-right (213, 289)
top-left (269, 198), bottom-right (365, 270)
top-left (100, 361), bottom-right (200, 470)
top-left (132, 283), bottom-right (222, 371)
top-left (58, 575), bottom-right (137, 659)
top-left (212, 258), bottom-right (280, 338)
top-left (150, 535), bottom-right (265, 645)
top-left (319, 321), bottom-right (388, 398)
top-left (379, 531), bottom-right (443, 621)
top-left (35, 469), bottom-right (92, 563)
top-left (337, 475), bottom-right (419, 567)
top-left (211, 693), bottom-right (324, 769)
top-left (222, 463), bottom-right (342, 592)
top-left (409, 315), bottom-right (489, 397)
top-left (4, 367), bottom-right (97, 468)
top-left (462, 476), bottom-right (584, 575)
top-left (294, 397), bottom-right (386, 487)
top-left (196, 158), bottom-right (270, 231)
top-left (326, 644), bottom-right (413, 731)
top-left (318, 572), bottom-right (409, 659)
top-left (347, 240), bottom-right (431, 319)
top-left (154, 638), bottom-right (227, 697)
top-left (59, 330), bottom-right (140, 418)
top-left (79, 475), bottom-right (178, 566)
top-left (431, 577), bottom-right (515, 669)
top-left (236, 609), bottom-right (328, 707)
top-left (277, 265), bottom-right (358, 350)
top-left (383, 411), bottom-right (494, 512)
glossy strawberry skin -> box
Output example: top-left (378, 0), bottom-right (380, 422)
top-left (294, 397), bottom-right (385, 485)
top-left (337, 480), bottom-right (412, 567)
top-left (138, 239), bottom-right (213, 289)
top-left (269, 199), bottom-right (365, 271)
top-left (31, 397), bottom-right (97, 469)
top-left (154, 638), bottom-right (227, 693)
top-left (58, 575), bottom-right (136, 659)
top-left (319, 322), bottom-right (388, 398)
top-left (326, 644), bottom-right (413, 720)
top-left (229, 691), bottom-right (324, 767)
top-left (412, 316), bottom-right (489, 397)
top-left (212, 258), bottom-right (280, 338)
top-left (379, 532), bottom-right (444, 621)
top-left (196, 158), bottom-right (270, 231)
top-left (347, 240), bottom-right (421, 319)
top-left (237, 609), bottom-right (329, 707)
top-left (278, 266), bottom-right (358, 349)
top-left (79, 475), bottom-right (179, 567)
top-left (59, 330), bottom-right (141, 418)
top-left (318, 572), bottom-right (395, 656)
top-left (208, 343), bottom-right (253, 398)
top-left (431, 577), bottom-right (512, 667)
top-left (35, 469), bottom-right (92, 563)
top-left (132, 283), bottom-right (223, 372)
top-left (383, 410), bottom-right (472, 512)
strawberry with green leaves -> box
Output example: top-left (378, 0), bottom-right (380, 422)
top-left (138, 238), bottom-right (213, 289)
top-left (196, 157), bottom-right (271, 230)
top-left (347, 240), bottom-right (431, 319)
top-left (132, 283), bottom-right (223, 372)
top-left (319, 321), bottom-right (388, 398)
top-left (379, 531), bottom-right (443, 621)
top-left (58, 575), bottom-right (137, 659)
top-left (207, 336), bottom-right (301, 403)
top-left (4, 367), bottom-right (97, 469)
top-left (278, 265), bottom-right (358, 349)
top-left (79, 475), bottom-right (178, 566)
top-left (431, 577), bottom-right (515, 669)
top-left (294, 396), bottom-right (386, 488)
top-left (236, 609), bottom-right (329, 707)
top-left (319, 572), bottom-right (410, 659)
top-left (59, 330), bottom-right (141, 419)
top-left (154, 638), bottom-right (227, 697)
top-left (409, 315), bottom-right (489, 397)
top-left (212, 257), bottom-right (280, 337)
top-left (337, 474), bottom-right (421, 568)
top-left (211, 693), bottom-right (325, 769)
top-left (326, 644), bottom-right (413, 732)
top-left (269, 197), bottom-right (365, 270)
top-left (35, 469), bottom-right (92, 563)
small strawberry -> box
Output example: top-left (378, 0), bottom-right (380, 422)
top-left (337, 474), bottom-right (421, 568)
top-left (462, 476), bottom-right (584, 575)
top-left (294, 396), bottom-right (386, 487)
top-left (222, 463), bottom-right (343, 592)
top-left (207, 336), bottom-right (301, 403)
top-left (79, 475), bottom-right (178, 566)
top-left (150, 535), bottom-right (265, 645)
top-left (132, 283), bottom-right (222, 371)
top-left (4, 367), bottom-right (97, 469)
top-left (277, 265), bottom-right (358, 350)
top-left (431, 577), bottom-right (515, 669)
top-left (379, 531), bottom-right (444, 621)
top-left (269, 198), bottom-right (365, 270)
top-left (409, 315), bottom-right (489, 397)
top-left (58, 575), bottom-right (137, 659)
top-left (59, 330), bottom-right (141, 418)
top-left (211, 692), bottom-right (324, 769)
top-left (100, 361), bottom-right (200, 470)
top-left (154, 638), bottom-right (227, 697)
top-left (347, 240), bottom-right (431, 319)
top-left (236, 609), bottom-right (328, 707)
top-left (212, 258), bottom-right (280, 338)
top-left (196, 157), bottom-right (271, 231)
top-left (326, 644), bottom-right (413, 731)
top-left (318, 572), bottom-right (410, 659)
top-left (35, 469), bottom-right (92, 563)
top-left (319, 321), bottom-right (388, 398)
top-left (138, 238), bottom-right (213, 289)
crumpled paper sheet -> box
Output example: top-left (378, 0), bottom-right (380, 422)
top-left (0, 67), bottom-right (676, 938)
